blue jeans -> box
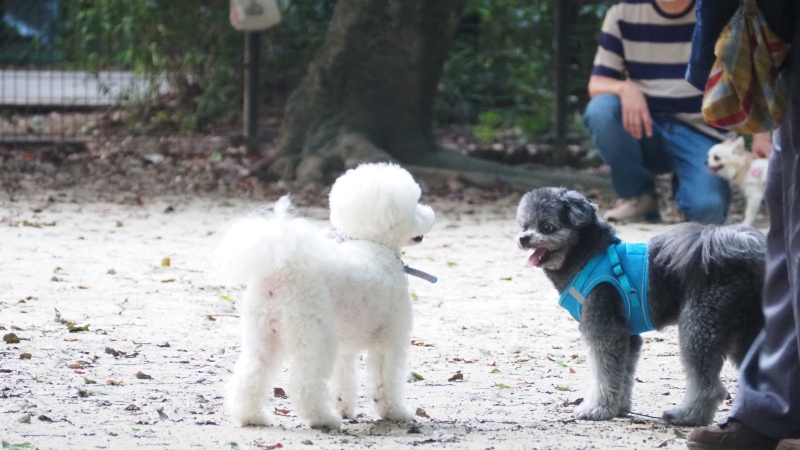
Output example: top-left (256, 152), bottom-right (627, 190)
top-left (583, 94), bottom-right (730, 224)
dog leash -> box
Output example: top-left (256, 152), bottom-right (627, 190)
top-left (336, 232), bottom-right (438, 283)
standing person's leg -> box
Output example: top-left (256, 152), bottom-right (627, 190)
top-left (685, 128), bottom-right (800, 450)
top-left (686, 39), bottom-right (800, 449)
top-left (729, 33), bottom-right (800, 442)
top-left (729, 126), bottom-right (800, 439)
top-left (655, 121), bottom-right (730, 224)
top-left (583, 94), bottom-right (663, 221)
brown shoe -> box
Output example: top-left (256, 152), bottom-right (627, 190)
top-left (603, 193), bottom-right (661, 223)
top-left (777, 439), bottom-right (800, 450)
top-left (686, 419), bottom-right (778, 450)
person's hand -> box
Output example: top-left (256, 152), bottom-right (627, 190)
top-left (618, 80), bottom-right (652, 140)
top-left (751, 132), bottom-right (772, 159)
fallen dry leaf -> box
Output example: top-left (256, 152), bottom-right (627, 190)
top-left (135, 371), bottom-right (153, 380)
top-left (66, 322), bottom-right (90, 333)
top-left (273, 387), bottom-right (287, 398)
top-left (415, 407), bottom-right (430, 418)
top-left (448, 371), bottom-right (464, 382)
top-left (3, 333), bottom-right (20, 344)
top-left (451, 357), bottom-right (477, 363)
top-left (625, 422), bottom-right (655, 430)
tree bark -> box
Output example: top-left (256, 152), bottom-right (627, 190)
top-left (256, 0), bottom-right (612, 194)
top-left (258, 0), bottom-right (466, 184)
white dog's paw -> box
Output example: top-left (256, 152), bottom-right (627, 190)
top-left (379, 404), bottom-right (414, 422)
top-left (228, 406), bottom-right (271, 427)
top-left (336, 398), bottom-right (356, 420)
top-left (575, 402), bottom-right (616, 421)
top-left (306, 411), bottom-right (343, 430)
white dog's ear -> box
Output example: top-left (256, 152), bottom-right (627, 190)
top-left (562, 190), bottom-right (597, 228)
top-left (735, 136), bottom-right (746, 150)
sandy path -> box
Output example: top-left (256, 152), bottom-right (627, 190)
top-left (0, 193), bottom-right (742, 449)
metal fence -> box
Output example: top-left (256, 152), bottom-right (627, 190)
top-left (0, 1), bottom-right (604, 147)
top-left (0, 1), bottom-right (193, 145)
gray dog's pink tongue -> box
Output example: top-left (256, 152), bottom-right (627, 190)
top-left (525, 248), bottom-right (548, 267)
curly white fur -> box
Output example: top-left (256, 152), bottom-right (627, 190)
top-left (216, 163), bottom-right (435, 429)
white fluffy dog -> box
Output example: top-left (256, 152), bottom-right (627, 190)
top-left (216, 163), bottom-right (436, 429)
top-left (707, 136), bottom-right (769, 227)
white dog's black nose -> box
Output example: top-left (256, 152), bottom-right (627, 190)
top-left (519, 235), bottom-right (531, 246)
top-left (412, 236), bottom-right (423, 243)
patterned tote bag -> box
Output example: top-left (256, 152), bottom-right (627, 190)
top-left (701, 0), bottom-right (791, 134)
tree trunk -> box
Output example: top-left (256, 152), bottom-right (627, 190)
top-left (256, 0), bottom-right (612, 194)
top-left (259, 0), bottom-right (466, 184)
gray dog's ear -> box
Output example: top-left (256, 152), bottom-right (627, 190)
top-left (562, 190), bottom-right (598, 227)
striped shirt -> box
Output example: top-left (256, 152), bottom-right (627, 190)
top-left (592, 0), bottom-right (723, 139)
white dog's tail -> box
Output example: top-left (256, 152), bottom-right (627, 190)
top-left (215, 196), bottom-right (334, 286)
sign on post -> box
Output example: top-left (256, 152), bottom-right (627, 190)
top-left (230, 0), bottom-right (282, 31)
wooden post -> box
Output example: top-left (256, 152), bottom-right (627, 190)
top-left (553, 0), bottom-right (571, 164)
top-left (243, 31), bottom-right (262, 151)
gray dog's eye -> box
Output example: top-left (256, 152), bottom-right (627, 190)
top-left (540, 223), bottom-right (555, 234)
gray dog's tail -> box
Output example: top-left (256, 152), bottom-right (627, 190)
top-left (652, 223), bottom-right (766, 280)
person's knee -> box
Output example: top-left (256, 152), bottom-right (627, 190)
top-left (583, 94), bottom-right (622, 130)
top-left (681, 193), bottom-right (729, 224)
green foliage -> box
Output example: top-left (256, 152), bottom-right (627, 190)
top-left (52, 0), bottom-right (615, 137)
top-left (472, 110), bottom-right (502, 140)
top-left (436, 0), bottom-right (616, 139)
top-left (56, 0), bottom-right (334, 133)
top-left (57, 0), bottom-right (241, 132)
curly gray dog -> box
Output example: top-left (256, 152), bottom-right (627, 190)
top-left (516, 187), bottom-right (765, 426)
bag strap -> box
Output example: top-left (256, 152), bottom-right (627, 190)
top-left (742, 0), bottom-right (758, 15)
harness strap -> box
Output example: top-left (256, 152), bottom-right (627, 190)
top-left (606, 241), bottom-right (641, 308)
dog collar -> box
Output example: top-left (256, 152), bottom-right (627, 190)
top-left (335, 231), bottom-right (437, 283)
top-left (403, 265), bottom-right (438, 283)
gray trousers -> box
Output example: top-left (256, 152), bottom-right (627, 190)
top-left (729, 44), bottom-right (800, 440)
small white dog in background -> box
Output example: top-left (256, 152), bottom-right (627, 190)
top-left (707, 136), bottom-right (769, 227)
top-left (216, 163), bottom-right (436, 430)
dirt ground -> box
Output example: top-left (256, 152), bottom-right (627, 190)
top-left (0, 184), bottom-right (761, 450)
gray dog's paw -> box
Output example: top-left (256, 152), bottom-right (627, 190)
top-left (575, 402), bottom-right (617, 421)
top-left (662, 406), bottom-right (713, 427)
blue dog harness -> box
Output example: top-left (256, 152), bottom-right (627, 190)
top-left (558, 237), bottom-right (654, 335)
